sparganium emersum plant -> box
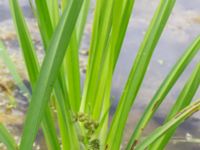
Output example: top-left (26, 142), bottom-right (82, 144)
top-left (0, 0), bottom-right (199, 150)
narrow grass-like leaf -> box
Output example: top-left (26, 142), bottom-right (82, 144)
top-left (61, 0), bottom-right (82, 112)
top-left (35, 0), bottom-right (54, 48)
top-left (62, 0), bottom-right (91, 112)
top-left (76, 0), bottom-right (91, 46)
top-left (135, 100), bottom-right (200, 150)
top-left (46, 0), bottom-right (60, 28)
top-left (9, 0), bottom-right (39, 86)
top-left (61, 0), bottom-right (67, 10)
top-left (34, 1), bottom-right (81, 148)
top-left (92, 0), bottom-right (135, 121)
top-left (64, 36), bottom-right (81, 112)
top-left (34, 0), bottom-right (69, 98)
top-left (127, 35), bottom-right (200, 149)
top-left (106, 1), bottom-right (176, 149)
top-left (88, 0), bottom-right (117, 118)
top-left (53, 82), bottom-right (80, 150)
top-left (80, 0), bottom-right (110, 113)
top-left (0, 41), bottom-right (29, 95)
top-left (112, 0), bottom-right (136, 66)
top-left (150, 62), bottom-right (200, 149)
top-left (0, 123), bottom-right (17, 150)
top-left (9, 0), bottom-right (60, 149)
top-left (19, 1), bottom-right (83, 149)
top-left (81, 0), bottom-right (114, 114)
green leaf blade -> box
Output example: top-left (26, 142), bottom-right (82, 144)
top-left (150, 62), bottom-right (200, 149)
top-left (0, 41), bottom-right (29, 95)
top-left (19, 1), bottom-right (83, 149)
top-left (127, 35), bottom-right (200, 149)
top-left (8, 1), bottom-right (61, 149)
top-left (135, 100), bottom-right (200, 150)
top-left (106, 1), bottom-right (176, 149)
top-left (0, 123), bottom-right (17, 150)
top-left (9, 0), bottom-right (39, 85)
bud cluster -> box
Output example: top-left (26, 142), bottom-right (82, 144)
top-left (73, 112), bottom-right (100, 150)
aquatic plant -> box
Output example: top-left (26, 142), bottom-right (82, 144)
top-left (0, 0), bottom-right (200, 149)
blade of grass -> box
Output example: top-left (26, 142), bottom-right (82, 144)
top-left (9, 0), bottom-right (39, 86)
top-left (76, 1), bottom-right (135, 144)
top-left (0, 123), bottom-right (17, 150)
top-left (41, 108), bottom-right (60, 150)
top-left (64, 35), bottom-right (81, 112)
top-left (112, 0), bottom-right (136, 67)
top-left (61, 0), bottom-right (91, 112)
top-left (61, 0), bottom-right (67, 10)
top-left (19, 1), bottom-right (83, 149)
top-left (92, 0), bottom-right (135, 121)
top-left (61, 0), bottom-right (90, 112)
top-left (34, 1), bottom-right (81, 148)
top-left (9, 0), bottom-right (60, 149)
top-left (53, 85), bottom-right (80, 150)
top-left (61, 1), bottom-right (82, 112)
top-left (31, 0), bottom-right (82, 147)
top-left (98, 85), bottom-right (111, 145)
top-left (80, 0), bottom-right (114, 113)
top-left (59, 0), bottom-right (82, 113)
top-left (0, 41), bottom-right (29, 95)
top-left (126, 35), bottom-right (200, 150)
top-left (88, 0), bottom-right (116, 118)
top-left (46, 0), bottom-right (60, 28)
top-left (34, 0), bottom-right (69, 99)
top-left (135, 100), bottom-right (200, 150)
top-left (76, 0), bottom-right (91, 47)
top-left (106, 1), bottom-right (176, 149)
top-left (150, 62), bottom-right (200, 149)
top-left (80, 0), bottom-right (109, 112)
top-left (34, 0), bottom-right (54, 49)
top-left (0, 42), bottom-right (59, 149)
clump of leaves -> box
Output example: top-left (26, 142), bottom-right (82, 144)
top-left (0, 0), bottom-right (199, 150)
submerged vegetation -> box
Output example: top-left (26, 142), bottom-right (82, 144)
top-left (0, 0), bottom-right (199, 149)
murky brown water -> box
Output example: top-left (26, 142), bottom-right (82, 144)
top-left (0, 0), bottom-right (200, 149)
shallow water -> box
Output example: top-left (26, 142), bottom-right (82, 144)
top-left (111, 0), bottom-right (200, 149)
top-left (0, 0), bottom-right (200, 149)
